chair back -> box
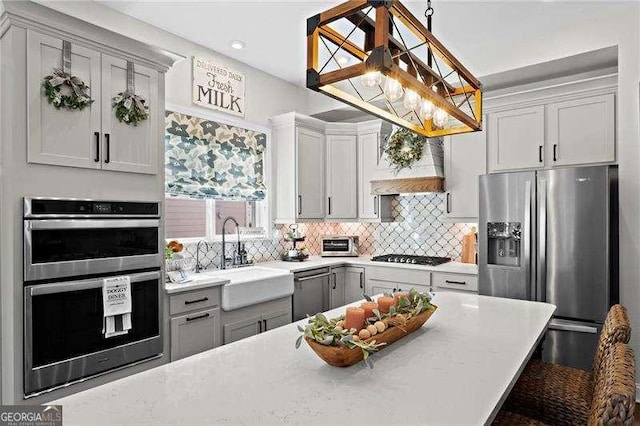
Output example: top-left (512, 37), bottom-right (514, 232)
top-left (588, 342), bottom-right (635, 425)
top-left (593, 305), bottom-right (631, 379)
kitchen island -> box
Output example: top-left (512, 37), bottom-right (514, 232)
top-left (52, 292), bottom-right (555, 425)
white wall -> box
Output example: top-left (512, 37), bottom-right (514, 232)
top-left (35, 1), bottom-right (311, 127)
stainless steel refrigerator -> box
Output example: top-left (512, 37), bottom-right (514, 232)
top-left (479, 165), bottom-right (618, 370)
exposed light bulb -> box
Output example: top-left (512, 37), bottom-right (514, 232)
top-left (230, 40), bottom-right (246, 50)
top-left (433, 108), bottom-right (448, 127)
top-left (383, 77), bottom-right (403, 102)
top-left (403, 89), bottom-right (421, 110)
top-left (360, 71), bottom-right (382, 88)
top-left (420, 99), bottom-right (434, 119)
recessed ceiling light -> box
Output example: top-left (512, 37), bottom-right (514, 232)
top-left (230, 40), bottom-right (246, 50)
top-left (337, 55), bottom-right (349, 65)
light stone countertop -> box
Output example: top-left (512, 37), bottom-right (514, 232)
top-left (52, 292), bottom-right (555, 425)
top-left (260, 255), bottom-right (479, 275)
top-left (165, 256), bottom-right (477, 294)
top-left (164, 276), bottom-right (229, 294)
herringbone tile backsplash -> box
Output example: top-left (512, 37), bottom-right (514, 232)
top-left (180, 194), bottom-right (475, 270)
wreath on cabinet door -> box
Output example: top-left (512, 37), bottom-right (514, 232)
top-left (42, 41), bottom-right (94, 111)
top-left (384, 127), bottom-right (427, 173)
top-left (112, 61), bottom-right (149, 126)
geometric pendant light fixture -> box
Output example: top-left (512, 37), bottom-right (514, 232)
top-left (306, 0), bottom-right (483, 137)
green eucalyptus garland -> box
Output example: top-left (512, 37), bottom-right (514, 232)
top-left (384, 128), bottom-right (427, 172)
top-left (42, 68), bottom-right (93, 110)
top-left (112, 91), bottom-right (149, 126)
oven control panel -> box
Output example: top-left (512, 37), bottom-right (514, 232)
top-left (25, 198), bottom-right (160, 218)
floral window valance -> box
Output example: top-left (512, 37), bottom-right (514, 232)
top-left (165, 111), bottom-right (266, 201)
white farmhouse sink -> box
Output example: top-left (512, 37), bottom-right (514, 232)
top-left (196, 267), bottom-right (294, 311)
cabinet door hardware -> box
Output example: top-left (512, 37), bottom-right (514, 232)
top-left (104, 133), bottom-right (111, 164)
top-left (444, 280), bottom-right (467, 285)
top-left (263, 319), bottom-right (267, 331)
top-left (359, 272), bottom-right (364, 289)
top-left (297, 195), bottom-right (302, 215)
top-left (94, 132), bottom-right (100, 162)
top-left (373, 196), bottom-right (378, 215)
top-left (258, 320), bottom-right (262, 333)
top-left (553, 144), bottom-right (558, 162)
top-left (184, 297), bottom-right (209, 305)
top-left (539, 145), bottom-right (543, 163)
top-left (328, 196), bottom-right (332, 215)
top-left (332, 273), bottom-right (337, 290)
top-left (186, 313), bottom-right (210, 322)
top-left (446, 193), bottom-right (451, 214)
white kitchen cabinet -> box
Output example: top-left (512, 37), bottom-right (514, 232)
top-left (272, 113), bottom-right (395, 223)
top-left (27, 30), bottom-right (161, 175)
top-left (432, 273), bottom-right (478, 293)
top-left (368, 279), bottom-right (430, 295)
top-left (297, 127), bottom-right (326, 219)
top-left (27, 31), bottom-right (101, 170)
top-left (488, 106), bottom-right (545, 172)
top-left (547, 94), bottom-right (615, 166)
top-left (344, 266), bottom-right (365, 304)
top-left (365, 266), bottom-right (431, 296)
top-left (326, 134), bottom-right (357, 219)
top-left (330, 267), bottom-right (346, 309)
top-left (170, 307), bottom-right (220, 361)
top-left (221, 297), bottom-right (292, 345)
top-left (443, 122), bottom-right (486, 221)
top-left (101, 55), bottom-right (159, 174)
top-left (357, 131), bottom-right (393, 222)
top-left (368, 279), bottom-right (396, 296)
top-left (263, 308), bottom-right (291, 332)
top-left (169, 288), bottom-right (222, 361)
top-left (223, 314), bottom-right (262, 345)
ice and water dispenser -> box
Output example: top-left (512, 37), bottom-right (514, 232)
top-left (486, 222), bottom-right (521, 267)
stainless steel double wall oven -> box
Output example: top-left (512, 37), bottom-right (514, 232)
top-left (23, 198), bottom-right (163, 397)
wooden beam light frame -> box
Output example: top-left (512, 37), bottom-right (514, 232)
top-left (307, 0), bottom-right (483, 138)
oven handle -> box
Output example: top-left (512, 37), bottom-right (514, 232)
top-left (26, 219), bottom-right (160, 230)
top-left (28, 271), bottom-right (161, 296)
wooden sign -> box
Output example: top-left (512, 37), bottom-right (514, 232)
top-left (192, 57), bottom-right (245, 117)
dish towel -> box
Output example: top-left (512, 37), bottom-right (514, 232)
top-left (102, 276), bottom-right (132, 338)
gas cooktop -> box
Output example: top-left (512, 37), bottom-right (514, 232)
top-left (371, 254), bottom-right (452, 266)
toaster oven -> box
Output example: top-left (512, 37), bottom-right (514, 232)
top-left (321, 236), bottom-right (359, 257)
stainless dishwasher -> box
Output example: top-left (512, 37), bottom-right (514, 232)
top-left (292, 267), bottom-right (331, 321)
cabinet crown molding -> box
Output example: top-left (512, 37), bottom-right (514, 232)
top-left (269, 112), bottom-right (326, 131)
top-left (1, 0), bottom-right (183, 72)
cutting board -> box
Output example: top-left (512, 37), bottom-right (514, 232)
top-left (461, 227), bottom-right (477, 264)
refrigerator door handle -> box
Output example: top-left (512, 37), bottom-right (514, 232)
top-left (524, 180), bottom-right (533, 300)
top-left (548, 322), bottom-right (598, 334)
top-left (537, 178), bottom-right (547, 302)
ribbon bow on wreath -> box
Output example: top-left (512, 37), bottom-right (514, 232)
top-left (112, 62), bottom-right (149, 126)
top-left (43, 68), bottom-right (94, 110)
top-left (112, 91), bottom-right (148, 126)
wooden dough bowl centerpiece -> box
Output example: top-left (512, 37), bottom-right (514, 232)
top-left (295, 289), bottom-right (437, 368)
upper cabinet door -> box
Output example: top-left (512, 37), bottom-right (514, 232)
top-left (488, 106), bottom-right (545, 172)
top-left (358, 132), bottom-right (379, 219)
top-left (547, 94), bottom-right (615, 167)
top-left (101, 54), bottom-right (159, 174)
top-left (326, 134), bottom-right (357, 219)
top-left (296, 127), bottom-right (325, 219)
top-left (27, 31), bottom-right (101, 169)
top-left (444, 123), bottom-right (487, 220)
